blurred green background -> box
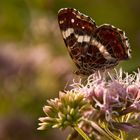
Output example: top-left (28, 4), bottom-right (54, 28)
top-left (0, 0), bottom-right (140, 140)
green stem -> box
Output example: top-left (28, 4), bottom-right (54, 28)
top-left (85, 119), bottom-right (114, 140)
top-left (74, 126), bottom-right (91, 140)
top-left (120, 130), bottom-right (126, 140)
top-left (103, 124), bottom-right (121, 140)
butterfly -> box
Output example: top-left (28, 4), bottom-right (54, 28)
top-left (58, 8), bottom-right (131, 75)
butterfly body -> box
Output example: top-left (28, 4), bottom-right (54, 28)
top-left (58, 8), bottom-right (131, 75)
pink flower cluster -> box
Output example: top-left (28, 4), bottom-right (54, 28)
top-left (71, 69), bottom-right (140, 123)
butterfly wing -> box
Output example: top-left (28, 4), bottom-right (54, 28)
top-left (58, 8), bottom-right (131, 75)
top-left (58, 8), bottom-right (97, 74)
top-left (93, 24), bottom-right (131, 61)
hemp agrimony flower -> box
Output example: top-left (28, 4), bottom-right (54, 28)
top-left (38, 91), bottom-right (92, 130)
top-left (38, 69), bottom-right (140, 140)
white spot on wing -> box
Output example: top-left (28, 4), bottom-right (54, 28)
top-left (75, 34), bottom-right (78, 39)
top-left (83, 35), bottom-right (90, 42)
top-left (77, 35), bottom-right (90, 44)
top-left (71, 19), bottom-right (74, 23)
top-left (91, 38), bottom-right (114, 60)
top-left (77, 36), bottom-right (84, 43)
top-left (62, 28), bottom-right (74, 39)
top-left (59, 20), bottom-right (64, 24)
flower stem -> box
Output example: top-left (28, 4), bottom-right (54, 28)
top-left (85, 119), bottom-right (114, 140)
top-left (74, 126), bottom-right (91, 140)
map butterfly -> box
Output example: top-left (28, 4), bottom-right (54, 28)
top-left (58, 8), bottom-right (131, 75)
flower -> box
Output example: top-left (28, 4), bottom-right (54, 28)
top-left (38, 69), bottom-right (140, 140)
top-left (38, 91), bottom-right (91, 130)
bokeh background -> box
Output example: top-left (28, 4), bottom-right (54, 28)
top-left (0, 0), bottom-right (140, 140)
